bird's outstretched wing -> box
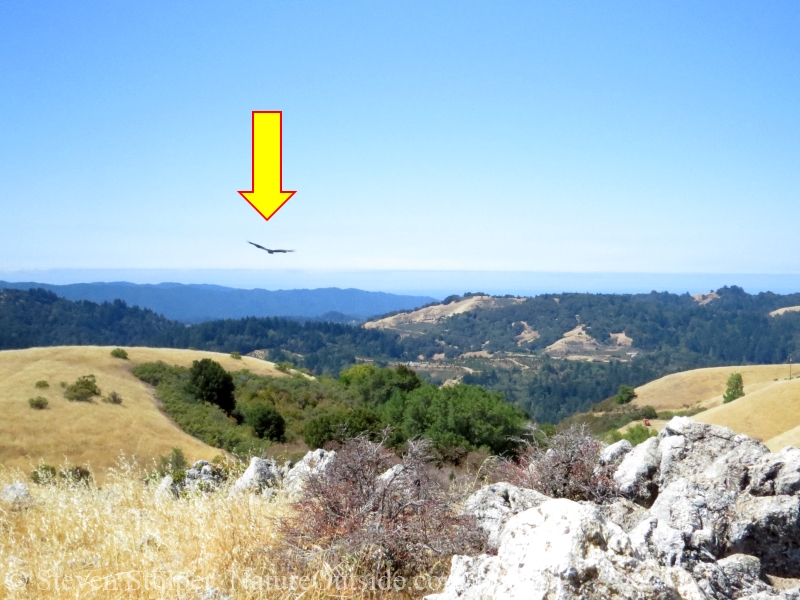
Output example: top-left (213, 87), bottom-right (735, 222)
top-left (248, 241), bottom-right (295, 254)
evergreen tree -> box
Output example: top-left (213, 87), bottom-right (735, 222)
top-left (723, 372), bottom-right (745, 403)
top-left (188, 359), bottom-right (236, 414)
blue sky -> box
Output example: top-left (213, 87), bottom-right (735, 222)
top-left (1, 1), bottom-right (798, 283)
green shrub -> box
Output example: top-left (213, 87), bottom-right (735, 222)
top-left (275, 361), bottom-right (294, 374)
top-left (60, 381), bottom-right (67, 389)
top-left (188, 359), bottom-right (236, 414)
top-left (241, 403), bottom-right (286, 441)
top-left (110, 348), bottom-right (129, 359)
top-left (615, 385), bottom-right (637, 405)
top-left (723, 372), bottom-right (745, 403)
top-left (131, 361), bottom-right (179, 386)
top-left (623, 424), bottom-right (658, 445)
top-left (379, 383), bottom-right (527, 455)
top-left (59, 466), bottom-right (92, 486)
top-left (34, 380), bottom-right (49, 389)
top-left (28, 396), bottom-right (48, 410)
top-left (64, 375), bottom-right (101, 402)
top-left (156, 448), bottom-right (189, 482)
top-left (641, 405), bottom-right (657, 419)
top-left (132, 362), bottom-right (270, 457)
top-left (104, 391), bottom-right (123, 404)
top-left (339, 364), bottom-right (422, 406)
top-left (30, 464), bottom-right (57, 485)
top-left (230, 351), bottom-right (242, 360)
top-left (304, 407), bottom-right (383, 448)
top-left (607, 423), bottom-right (658, 446)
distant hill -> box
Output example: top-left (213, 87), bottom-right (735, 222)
top-left (596, 364), bottom-right (800, 451)
top-left (3, 285), bottom-right (800, 424)
top-left (0, 281), bottom-right (436, 323)
top-left (0, 288), bottom-right (405, 375)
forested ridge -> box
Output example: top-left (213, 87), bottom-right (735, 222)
top-left (408, 287), bottom-right (800, 362)
top-left (3, 286), bottom-right (800, 423)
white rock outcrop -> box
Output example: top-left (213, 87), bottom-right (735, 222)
top-left (598, 438), bottom-right (633, 466)
top-left (430, 418), bottom-right (800, 599)
top-left (229, 457), bottom-right (280, 495)
top-left (283, 449), bottom-right (336, 499)
top-left (463, 482), bottom-right (548, 547)
top-left (0, 482), bottom-right (33, 509)
top-left (429, 498), bottom-right (706, 600)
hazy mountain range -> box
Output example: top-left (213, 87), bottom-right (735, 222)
top-left (0, 281), bottom-right (436, 323)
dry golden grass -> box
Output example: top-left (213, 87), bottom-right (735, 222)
top-left (0, 347), bottom-right (285, 481)
top-left (0, 465), bottom-right (419, 599)
top-left (769, 305), bottom-right (800, 317)
top-left (692, 378), bottom-right (800, 449)
top-left (765, 423), bottom-right (800, 451)
top-left (619, 419), bottom-right (668, 434)
top-left (631, 364), bottom-right (796, 411)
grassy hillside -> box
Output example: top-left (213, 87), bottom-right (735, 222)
top-left (632, 364), bottom-right (796, 411)
top-left (5, 286), bottom-right (800, 425)
top-left (0, 346), bottom-right (284, 478)
top-left (565, 363), bottom-right (799, 444)
top-left (692, 378), bottom-right (800, 448)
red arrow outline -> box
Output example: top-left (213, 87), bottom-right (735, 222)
top-left (238, 110), bottom-right (296, 222)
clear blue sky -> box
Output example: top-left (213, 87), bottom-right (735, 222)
top-left (1, 1), bottom-right (798, 279)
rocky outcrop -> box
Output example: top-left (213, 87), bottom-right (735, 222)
top-left (614, 417), bottom-right (768, 506)
top-left (283, 449), bottom-right (336, 499)
top-left (463, 482), bottom-right (548, 547)
top-left (229, 457), bottom-right (280, 495)
top-left (429, 498), bottom-right (707, 600)
top-left (598, 438), bottom-right (632, 466)
top-left (153, 461), bottom-right (226, 498)
top-left (0, 482), bottom-right (33, 509)
top-left (183, 461), bottom-right (225, 493)
top-left (151, 452), bottom-right (334, 500)
top-left (431, 418), bottom-right (800, 599)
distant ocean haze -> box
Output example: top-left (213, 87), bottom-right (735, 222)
top-left (1, 270), bottom-right (799, 298)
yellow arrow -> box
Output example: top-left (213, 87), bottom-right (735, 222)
top-left (238, 111), bottom-right (296, 221)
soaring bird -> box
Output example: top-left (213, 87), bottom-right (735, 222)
top-left (248, 241), bottom-right (295, 254)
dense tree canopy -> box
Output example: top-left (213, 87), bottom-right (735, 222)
top-left (5, 286), bottom-right (800, 424)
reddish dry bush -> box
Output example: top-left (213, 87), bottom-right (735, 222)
top-left (494, 424), bottom-right (618, 503)
top-left (284, 433), bottom-right (487, 577)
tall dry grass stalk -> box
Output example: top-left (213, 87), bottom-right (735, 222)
top-left (0, 461), bottom-right (435, 599)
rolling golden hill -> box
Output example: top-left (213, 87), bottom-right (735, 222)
top-left (0, 346), bottom-right (284, 478)
top-left (626, 363), bottom-right (799, 450)
top-left (631, 364), bottom-right (796, 411)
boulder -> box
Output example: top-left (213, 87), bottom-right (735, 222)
top-left (462, 482), bottom-right (548, 547)
top-left (0, 482), bottom-right (32, 509)
top-left (598, 439), bottom-right (633, 466)
top-left (691, 554), bottom-right (773, 599)
top-left (594, 496), bottom-right (646, 533)
top-left (229, 457), bottom-right (280, 495)
top-left (655, 417), bottom-right (768, 491)
top-left (377, 464), bottom-right (405, 484)
top-left (154, 475), bottom-right (177, 500)
top-left (727, 493), bottom-right (800, 578)
top-left (613, 435), bottom-right (661, 504)
top-left (434, 418), bottom-right (800, 597)
top-left (427, 497), bottom-right (706, 600)
top-left (614, 418), bottom-right (769, 506)
top-left (182, 461), bottom-right (225, 493)
top-left (283, 449), bottom-right (336, 499)
top-left (749, 447), bottom-right (800, 497)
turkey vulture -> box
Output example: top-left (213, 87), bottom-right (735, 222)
top-left (248, 241), bottom-right (295, 254)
